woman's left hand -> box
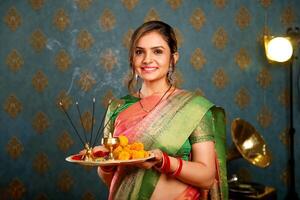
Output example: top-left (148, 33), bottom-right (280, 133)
top-left (134, 149), bottom-right (163, 169)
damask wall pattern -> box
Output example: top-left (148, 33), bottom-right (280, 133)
top-left (0, 0), bottom-right (300, 199)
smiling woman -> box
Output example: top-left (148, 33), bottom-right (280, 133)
top-left (128, 21), bottom-right (179, 94)
top-left (132, 31), bottom-right (178, 91)
top-left (95, 21), bottom-right (228, 200)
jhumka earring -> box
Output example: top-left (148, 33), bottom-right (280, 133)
top-left (135, 72), bottom-right (141, 90)
top-left (167, 67), bottom-right (174, 84)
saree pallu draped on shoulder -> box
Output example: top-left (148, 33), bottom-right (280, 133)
top-left (108, 91), bottom-right (218, 200)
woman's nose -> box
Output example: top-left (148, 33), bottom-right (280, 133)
top-left (143, 52), bottom-right (153, 64)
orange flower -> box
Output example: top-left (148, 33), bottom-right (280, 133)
top-left (118, 151), bottom-right (131, 160)
top-left (131, 150), bottom-right (145, 159)
top-left (144, 151), bottom-right (150, 158)
top-left (130, 142), bottom-right (144, 151)
top-left (113, 135), bottom-right (150, 160)
top-left (118, 135), bottom-right (129, 147)
top-left (113, 145), bottom-right (123, 158)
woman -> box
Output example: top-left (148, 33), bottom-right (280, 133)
top-left (97, 21), bottom-right (228, 200)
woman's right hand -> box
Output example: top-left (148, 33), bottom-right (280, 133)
top-left (134, 149), bottom-right (163, 169)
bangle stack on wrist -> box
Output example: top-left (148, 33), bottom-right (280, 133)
top-left (170, 157), bottom-right (183, 177)
top-left (160, 152), bottom-right (170, 173)
top-left (155, 152), bottom-right (183, 177)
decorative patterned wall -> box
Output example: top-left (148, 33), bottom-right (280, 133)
top-left (0, 0), bottom-right (299, 199)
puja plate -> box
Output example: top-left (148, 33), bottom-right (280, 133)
top-left (66, 153), bottom-right (155, 166)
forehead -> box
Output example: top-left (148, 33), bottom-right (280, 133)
top-left (136, 31), bottom-right (168, 48)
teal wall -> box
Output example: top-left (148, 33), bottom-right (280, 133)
top-left (1, 0), bottom-right (300, 199)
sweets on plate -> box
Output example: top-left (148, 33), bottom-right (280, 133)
top-left (113, 135), bottom-right (150, 160)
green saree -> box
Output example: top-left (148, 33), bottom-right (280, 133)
top-left (103, 90), bottom-right (228, 200)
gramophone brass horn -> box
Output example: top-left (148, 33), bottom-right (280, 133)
top-left (227, 118), bottom-right (272, 168)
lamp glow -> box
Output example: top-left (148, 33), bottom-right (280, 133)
top-left (242, 140), bottom-right (254, 150)
top-left (264, 36), bottom-right (293, 62)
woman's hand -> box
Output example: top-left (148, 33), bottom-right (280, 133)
top-left (134, 149), bottom-right (163, 169)
top-left (79, 149), bottom-right (86, 155)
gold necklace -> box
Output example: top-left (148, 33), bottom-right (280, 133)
top-left (138, 85), bottom-right (173, 113)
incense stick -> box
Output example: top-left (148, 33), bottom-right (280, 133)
top-left (76, 101), bottom-right (88, 144)
top-left (89, 97), bottom-right (95, 145)
top-left (94, 104), bottom-right (121, 146)
top-left (59, 102), bottom-right (85, 146)
top-left (92, 101), bottom-right (111, 147)
top-left (93, 101), bottom-right (120, 147)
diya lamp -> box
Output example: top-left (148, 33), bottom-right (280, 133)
top-left (101, 132), bottom-right (120, 160)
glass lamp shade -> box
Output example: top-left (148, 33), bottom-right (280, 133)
top-left (264, 36), bottom-right (293, 62)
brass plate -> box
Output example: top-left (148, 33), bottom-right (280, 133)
top-left (66, 153), bottom-right (155, 166)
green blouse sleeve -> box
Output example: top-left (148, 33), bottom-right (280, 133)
top-left (189, 109), bottom-right (215, 144)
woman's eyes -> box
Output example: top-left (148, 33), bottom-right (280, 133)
top-left (135, 49), bottom-right (163, 55)
top-left (154, 49), bottom-right (163, 54)
top-left (135, 49), bottom-right (143, 55)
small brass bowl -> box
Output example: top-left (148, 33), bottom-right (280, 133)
top-left (101, 137), bottom-right (120, 160)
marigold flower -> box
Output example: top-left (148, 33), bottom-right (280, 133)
top-left (118, 151), bottom-right (131, 160)
top-left (118, 135), bottom-right (129, 147)
top-left (130, 142), bottom-right (144, 151)
top-left (131, 150), bottom-right (145, 159)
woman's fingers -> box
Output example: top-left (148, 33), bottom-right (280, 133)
top-left (151, 149), bottom-right (163, 163)
top-left (134, 149), bottom-right (163, 169)
top-left (136, 162), bottom-right (153, 169)
top-left (79, 149), bottom-right (86, 155)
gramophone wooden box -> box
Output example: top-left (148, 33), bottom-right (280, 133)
top-left (229, 185), bottom-right (276, 200)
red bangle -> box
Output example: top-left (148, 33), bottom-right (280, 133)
top-left (157, 153), bottom-right (165, 169)
top-left (170, 158), bottom-right (183, 177)
top-left (156, 152), bottom-right (171, 173)
top-left (162, 152), bottom-right (171, 173)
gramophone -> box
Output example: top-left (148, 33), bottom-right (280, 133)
top-left (227, 118), bottom-right (273, 199)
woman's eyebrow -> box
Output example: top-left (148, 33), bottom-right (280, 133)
top-left (135, 46), bottom-right (165, 49)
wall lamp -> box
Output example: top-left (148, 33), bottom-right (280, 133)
top-left (264, 27), bottom-right (300, 200)
top-left (264, 36), bottom-right (293, 62)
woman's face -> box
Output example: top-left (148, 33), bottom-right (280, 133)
top-left (133, 31), bottom-right (178, 85)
